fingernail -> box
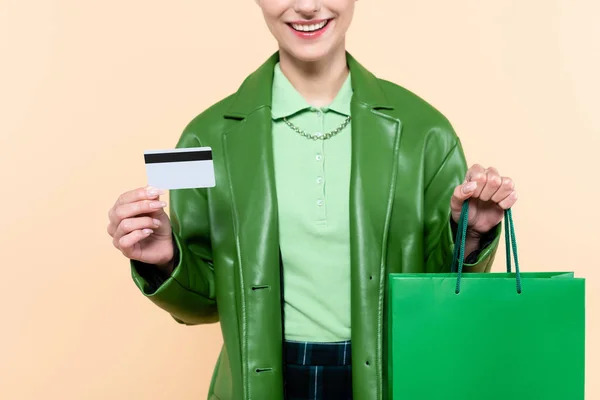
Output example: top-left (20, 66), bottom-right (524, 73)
top-left (150, 201), bottom-right (167, 209)
top-left (146, 187), bottom-right (165, 196)
top-left (463, 182), bottom-right (477, 193)
top-left (142, 229), bottom-right (153, 234)
top-left (152, 218), bottom-right (161, 227)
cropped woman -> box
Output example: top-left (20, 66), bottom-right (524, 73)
top-left (106, 1), bottom-right (518, 399)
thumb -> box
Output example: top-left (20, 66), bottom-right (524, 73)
top-left (451, 181), bottom-right (477, 209)
top-left (461, 181), bottom-right (478, 197)
top-left (152, 209), bottom-right (172, 236)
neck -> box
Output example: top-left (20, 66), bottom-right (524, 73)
top-left (278, 43), bottom-right (349, 108)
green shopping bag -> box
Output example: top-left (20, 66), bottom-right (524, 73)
top-left (387, 202), bottom-right (585, 399)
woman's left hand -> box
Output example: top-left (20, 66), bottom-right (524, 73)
top-left (450, 164), bottom-right (518, 237)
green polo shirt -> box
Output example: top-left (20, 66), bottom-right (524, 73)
top-left (271, 63), bottom-right (353, 342)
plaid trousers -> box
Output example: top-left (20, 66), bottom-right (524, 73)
top-left (283, 340), bottom-right (353, 400)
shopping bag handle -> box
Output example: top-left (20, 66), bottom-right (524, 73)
top-left (450, 199), bottom-right (522, 294)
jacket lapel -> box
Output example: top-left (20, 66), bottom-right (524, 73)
top-left (346, 54), bottom-right (402, 400)
top-left (221, 52), bottom-right (402, 399)
top-left (222, 53), bottom-right (286, 399)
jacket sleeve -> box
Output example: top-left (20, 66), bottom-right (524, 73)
top-left (129, 132), bottom-right (218, 325)
top-left (422, 124), bottom-right (501, 273)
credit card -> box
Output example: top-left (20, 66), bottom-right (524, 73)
top-left (144, 147), bottom-right (215, 189)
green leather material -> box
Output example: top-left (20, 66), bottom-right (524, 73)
top-left (130, 51), bottom-right (500, 400)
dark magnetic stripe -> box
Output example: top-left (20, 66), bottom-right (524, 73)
top-left (144, 150), bottom-right (212, 164)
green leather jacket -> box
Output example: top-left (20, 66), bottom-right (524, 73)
top-left (131, 52), bottom-right (500, 400)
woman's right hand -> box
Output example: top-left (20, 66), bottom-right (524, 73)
top-left (107, 186), bottom-right (175, 275)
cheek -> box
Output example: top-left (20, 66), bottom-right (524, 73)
top-left (259, 3), bottom-right (289, 31)
top-left (259, 10), bottom-right (280, 31)
top-left (329, 1), bottom-right (355, 26)
top-left (259, 0), bottom-right (289, 18)
top-left (329, 0), bottom-right (356, 12)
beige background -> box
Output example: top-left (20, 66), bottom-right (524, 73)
top-left (1, 0), bottom-right (598, 398)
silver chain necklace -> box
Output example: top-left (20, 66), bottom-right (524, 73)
top-left (283, 115), bottom-right (351, 140)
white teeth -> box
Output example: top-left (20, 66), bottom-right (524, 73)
top-left (291, 20), bottom-right (328, 32)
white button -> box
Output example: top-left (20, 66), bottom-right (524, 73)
top-left (317, 199), bottom-right (324, 207)
top-left (316, 154), bottom-right (322, 161)
top-left (316, 176), bottom-right (323, 184)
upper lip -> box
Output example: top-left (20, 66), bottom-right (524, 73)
top-left (287, 18), bottom-right (331, 25)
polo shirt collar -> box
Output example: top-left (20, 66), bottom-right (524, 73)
top-left (271, 62), bottom-right (353, 120)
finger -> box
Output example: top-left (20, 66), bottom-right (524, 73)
top-left (451, 181), bottom-right (477, 210)
top-left (114, 216), bottom-right (162, 241)
top-left (108, 186), bottom-right (165, 223)
top-left (479, 167), bottom-right (502, 201)
top-left (491, 177), bottom-right (515, 203)
top-left (465, 163), bottom-right (486, 183)
top-left (465, 164), bottom-right (487, 198)
top-left (117, 186), bottom-right (166, 206)
top-left (110, 199), bottom-right (167, 226)
top-left (498, 191), bottom-right (518, 210)
top-left (107, 222), bottom-right (116, 237)
top-left (118, 229), bottom-right (154, 255)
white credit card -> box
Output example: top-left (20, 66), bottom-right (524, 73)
top-left (144, 147), bottom-right (215, 190)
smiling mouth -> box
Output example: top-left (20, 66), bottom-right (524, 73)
top-left (288, 19), bottom-right (331, 33)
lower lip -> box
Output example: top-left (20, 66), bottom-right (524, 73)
top-left (288, 20), bottom-right (332, 39)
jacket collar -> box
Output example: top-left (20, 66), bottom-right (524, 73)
top-left (271, 62), bottom-right (353, 119)
top-left (223, 51), bottom-right (393, 119)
